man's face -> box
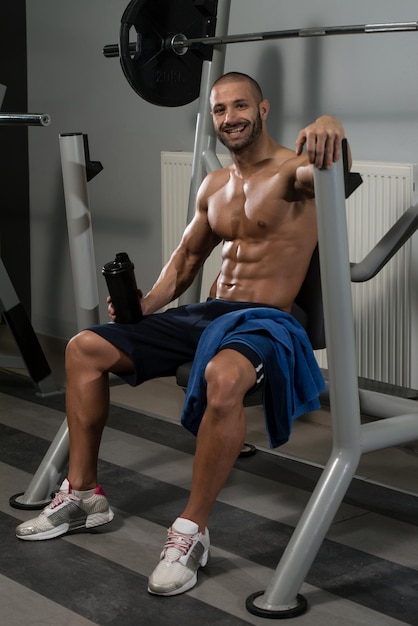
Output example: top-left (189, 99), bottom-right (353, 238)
top-left (210, 80), bottom-right (265, 153)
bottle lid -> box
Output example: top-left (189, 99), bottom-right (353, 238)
top-left (115, 252), bottom-right (130, 264)
top-left (102, 252), bottom-right (133, 274)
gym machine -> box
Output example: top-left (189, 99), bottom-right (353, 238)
top-left (0, 110), bottom-right (58, 397)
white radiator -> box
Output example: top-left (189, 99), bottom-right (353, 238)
top-left (161, 152), bottom-right (418, 389)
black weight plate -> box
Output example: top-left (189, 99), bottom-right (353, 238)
top-left (120, 0), bottom-right (217, 107)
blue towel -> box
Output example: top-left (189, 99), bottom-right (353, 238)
top-left (180, 307), bottom-right (325, 448)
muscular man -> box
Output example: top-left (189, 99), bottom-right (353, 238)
top-left (16, 72), bottom-right (348, 596)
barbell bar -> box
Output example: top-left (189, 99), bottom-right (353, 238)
top-left (170, 20), bottom-right (418, 52)
top-left (0, 113), bottom-right (51, 126)
top-left (104, 21), bottom-right (418, 58)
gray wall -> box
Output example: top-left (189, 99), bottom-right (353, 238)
top-left (27, 0), bottom-right (418, 339)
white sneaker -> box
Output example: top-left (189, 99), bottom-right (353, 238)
top-left (148, 518), bottom-right (210, 596)
top-left (15, 479), bottom-right (114, 541)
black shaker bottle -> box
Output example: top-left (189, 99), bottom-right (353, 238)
top-left (102, 252), bottom-right (142, 323)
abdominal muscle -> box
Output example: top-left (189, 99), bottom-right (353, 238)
top-left (214, 236), bottom-right (316, 312)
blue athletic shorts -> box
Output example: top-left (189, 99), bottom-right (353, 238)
top-left (88, 298), bottom-right (270, 386)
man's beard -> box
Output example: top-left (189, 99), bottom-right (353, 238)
top-left (217, 112), bottom-right (262, 153)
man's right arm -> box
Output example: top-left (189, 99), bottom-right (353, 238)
top-left (140, 176), bottom-right (222, 316)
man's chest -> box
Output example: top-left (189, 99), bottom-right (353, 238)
top-left (207, 174), bottom-right (303, 239)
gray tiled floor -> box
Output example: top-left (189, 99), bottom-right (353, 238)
top-left (110, 378), bottom-right (418, 495)
top-left (1, 326), bottom-right (418, 625)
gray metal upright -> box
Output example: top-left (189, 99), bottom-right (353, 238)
top-left (178, 0), bottom-right (230, 305)
top-left (59, 132), bottom-right (101, 331)
top-left (246, 159), bottom-right (418, 618)
top-left (10, 419), bottom-right (69, 509)
top-left (247, 159), bottom-right (362, 616)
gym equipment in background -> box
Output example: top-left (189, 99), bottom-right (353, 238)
top-left (103, 0), bottom-right (418, 107)
top-left (0, 112), bottom-right (50, 126)
top-left (0, 111), bottom-right (58, 397)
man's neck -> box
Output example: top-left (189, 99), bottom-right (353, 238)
top-left (229, 134), bottom-right (283, 177)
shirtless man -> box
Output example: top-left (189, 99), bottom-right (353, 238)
top-left (16, 72), bottom-right (348, 596)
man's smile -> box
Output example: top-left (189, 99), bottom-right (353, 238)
top-left (223, 123), bottom-right (247, 135)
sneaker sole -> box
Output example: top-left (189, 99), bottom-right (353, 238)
top-left (86, 509), bottom-right (114, 529)
top-left (16, 509), bottom-right (114, 541)
top-left (148, 571), bottom-right (198, 596)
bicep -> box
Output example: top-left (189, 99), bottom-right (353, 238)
top-left (177, 207), bottom-right (221, 268)
top-left (176, 169), bottom-right (226, 267)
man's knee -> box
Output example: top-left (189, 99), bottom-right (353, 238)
top-left (66, 330), bottom-right (135, 377)
top-left (65, 330), bottom-right (98, 371)
top-left (204, 350), bottom-right (256, 412)
top-left (66, 330), bottom-right (98, 359)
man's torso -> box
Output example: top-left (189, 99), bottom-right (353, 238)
top-left (206, 151), bottom-right (318, 311)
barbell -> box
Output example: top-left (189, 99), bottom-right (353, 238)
top-left (0, 113), bottom-right (51, 126)
top-left (104, 0), bottom-right (418, 107)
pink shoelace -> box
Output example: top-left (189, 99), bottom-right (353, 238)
top-left (44, 489), bottom-right (77, 513)
top-left (163, 529), bottom-right (195, 562)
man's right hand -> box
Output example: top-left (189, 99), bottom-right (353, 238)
top-left (295, 115), bottom-right (346, 170)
